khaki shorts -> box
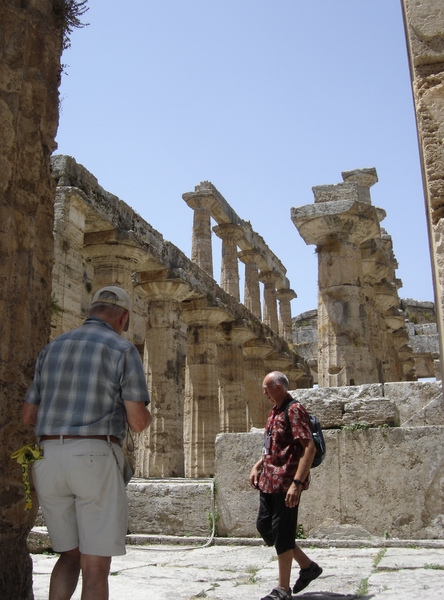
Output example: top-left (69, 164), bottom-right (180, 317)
top-left (32, 438), bottom-right (129, 556)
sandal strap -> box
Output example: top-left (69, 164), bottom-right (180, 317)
top-left (262, 587), bottom-right (290, 600)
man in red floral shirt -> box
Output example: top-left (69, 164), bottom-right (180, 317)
top-left (249, 371), bottom-right (322, 599)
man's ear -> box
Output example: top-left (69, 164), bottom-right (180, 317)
top-left (123, 311), bottom-right (129, 332)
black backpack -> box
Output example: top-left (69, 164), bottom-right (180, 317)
top-left (284, 400), bottom-right (326, 468)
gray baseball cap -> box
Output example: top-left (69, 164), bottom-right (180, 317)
top-left (91, 286), bottom-right (131, 330)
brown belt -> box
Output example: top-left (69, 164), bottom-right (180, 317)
top-left (40, 434), bottom-right (120, 445)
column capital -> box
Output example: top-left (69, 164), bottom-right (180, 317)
top-left (212, 223), bottom-right (244, 241)
top-left (275, 288), bottom-right (297, 301)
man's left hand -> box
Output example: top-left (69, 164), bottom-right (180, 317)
top-left (285, 482), bottom-right (302, 508)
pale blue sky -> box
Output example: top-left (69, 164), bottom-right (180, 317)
top-left (55, 0), bottom-right (434, 316)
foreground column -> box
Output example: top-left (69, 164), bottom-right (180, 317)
top-left (292, 175), bottom-right (382, 387)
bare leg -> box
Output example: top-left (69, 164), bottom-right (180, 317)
top-left (277, 549), bottom-right (293, 590)
top-left (293, 544), bottom-right (313, 569)
top-left (49, 548), bottom-right (81, 600)
top-left (80, 554), bottom-right (111, 600)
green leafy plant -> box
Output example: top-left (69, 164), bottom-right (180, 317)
top-left (356, 577), bottom-right (369, 597)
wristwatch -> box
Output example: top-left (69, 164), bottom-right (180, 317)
top-left (293, 479), bottom-right (304, 486)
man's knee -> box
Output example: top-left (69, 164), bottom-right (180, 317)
top-left (80, 554), bottom-right (111, 579)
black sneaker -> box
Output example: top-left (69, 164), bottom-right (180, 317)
top-left (293, 561), bottom-right (323, 594)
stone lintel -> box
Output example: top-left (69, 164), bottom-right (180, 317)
top-left (184, 182), bottom-right (289, 288)
top-left (341, 168), bottom-right (378, 203)
top-left (312, 182), bottom-right (359, 204)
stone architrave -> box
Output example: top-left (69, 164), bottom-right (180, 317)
top-left (242, 339), bottom-right (274, 428)
top-left (52, 190), bottom-right (89, 336)
top-left (275, 287), bottom-right (297, 343)
top-left (259, 270), bottom-right (279, 333)
top-left (402, 0), bottom-right (444, 378)
top-left (0, 1), bottom-right (64, 597)
top-left (183, 193), bottom-right (215, 277)
top-left (213, 223), bottom-right (243, 301)
top-left (292, 180), bottom-right (382, 387)
top-left (135, 276), bottom-right (195, 477)
top-left (238, 249), bottom-right (262, 318)
top-left (181, 299), bottom-right (232, 477)
top-left (216, 321), bottom-right (255, 433)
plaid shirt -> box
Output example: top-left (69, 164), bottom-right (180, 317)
top-left (25, 317), bottom-right (150, 445)
top-left (258, 395), bottom-right (313, 494)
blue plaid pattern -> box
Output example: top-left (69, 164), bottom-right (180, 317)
top-left (25, 317), bottom-right (150, 445)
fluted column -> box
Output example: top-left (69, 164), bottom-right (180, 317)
top-left (260, 271), bottom-right (279, 332)
top-left (216, 322), bottom-right (254, 433)
top-left (292, 178), bottom-right (383, 387)
top-left (181, 299), bottom-right (231, 477)
top-left (239, 249), bottom-right (262, 318)
top-left (134, 277), bottom-right (194, 477)
top-left (276, 288), bottom-right (297, 343)
top-left (183, 195), bottom-right (214, 277)
top-left (242, 339), bottom-right (274, 428)
top-left (52, 190), bottom-right (89, 336)
top-left (213, 223), bottom-right (243, 300)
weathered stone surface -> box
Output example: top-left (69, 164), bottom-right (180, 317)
top-left (215, 431), bottom-right (263, 538)
top-left (127, 479), bottom-right (213, 536)
top-left (342, 399), bottom-right (397, 426)
top-left (0, 1), bottom-right (63, 597)
top-left (384, 380), bottom-right (443, 426)
top-left (214, 425), bottom-right (444, 539)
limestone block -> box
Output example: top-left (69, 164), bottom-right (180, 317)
top-left (214, 426), bottom-right (444, 540)
top-left (404, 0), bottom-right (444, 64)
top-left (342, 399), bottom-right (397, 426)
top-left (289, 384), bottom-right (383, 428)
top-left (384, 380), bottom-right (443, 425)
top-left (410, 333), bottom-right (439, 355)
top-left (215, 431), bottom-right (263, 538)
top-left (127, 479), bottom-right (213, 536)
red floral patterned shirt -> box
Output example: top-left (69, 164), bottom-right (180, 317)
top-left (258, 395), bottom-right (313, 494)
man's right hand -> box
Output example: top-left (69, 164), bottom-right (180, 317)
top-left (249, 460), bottom-right (262, 490)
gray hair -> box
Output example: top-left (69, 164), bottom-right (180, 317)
top-left (268, 371), bottom-right (289, 390)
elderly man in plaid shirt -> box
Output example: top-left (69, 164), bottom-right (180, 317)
top-left (22, 286), bottom-right (151, 600)
top-left (249, 371), bottom-right (323, 600)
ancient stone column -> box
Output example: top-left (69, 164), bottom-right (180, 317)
top-left (183, 194), bottom-right (214, 277)
top-left (181, 299), bottom-right (232, 477)
top-left (402, 0), bottom-right (444, 379)
top-left (83, 231), bottom-right (143, 338)
top-left (216, 321), bottom-right (254, 433)
top-left (260, 270), bottom-right (279, 332)
top-left (213, 223), bottom-right (243, 300)
top-left (276, 288), bottom-right (297, 343)
top-left (135, 276), bottom-right (194, 477)
top-left (242, 338), bottom-right (274, 428)
top-left (52, 190), bottom-right (89, 336)
top-left (0, 2), bottom-right (64, 596)
top-left (239, 249), bottom-right (262, 318)
top-left (292, 179), bottom-right (382, 387)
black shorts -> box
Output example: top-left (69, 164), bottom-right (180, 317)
top-left (256, 490), bottom-right (299, 555)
